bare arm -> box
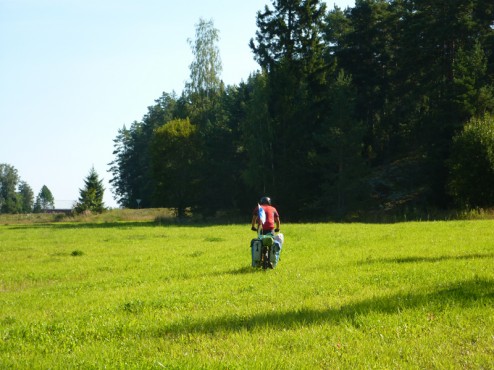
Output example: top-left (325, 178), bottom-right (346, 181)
top-left (251, 215), bottom-right (258, 229)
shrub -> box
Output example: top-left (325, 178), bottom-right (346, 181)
top-left (448, 114), bottom-right (494, 207)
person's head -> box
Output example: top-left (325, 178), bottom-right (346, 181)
top-left (260, 196), bottom-right (271, 205)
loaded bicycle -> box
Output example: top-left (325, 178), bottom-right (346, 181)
top-left (250, 197), bottom-right (283, 269)
top-left (250, 231), bottom-right (283, 269)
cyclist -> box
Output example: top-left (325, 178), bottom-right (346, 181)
top-left (251, 196), bottom-right (280, 235)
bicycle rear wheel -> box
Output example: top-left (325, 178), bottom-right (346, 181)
top-left (262, 246), bottom-right (270, 269)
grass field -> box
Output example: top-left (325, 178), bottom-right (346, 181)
top-left (1, 218), bottom-right (493, 369)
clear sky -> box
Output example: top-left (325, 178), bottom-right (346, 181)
top-left (0, 0), bottom-right (355, 209)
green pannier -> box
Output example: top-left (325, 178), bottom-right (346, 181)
top-left (261, 235), bottom-right (274, 247)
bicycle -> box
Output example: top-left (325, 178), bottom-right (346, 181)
top-left (251, 231), bottom-right (282, 270)
top-left (260, 235), bottom-right (274, 269)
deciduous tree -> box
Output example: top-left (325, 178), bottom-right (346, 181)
top-left (18, 181), bottom-right (34, 213)
top-left (151, 118), bottom-right (200, 218)
top-left (186, 18), bottom-right (223, 101)
top-left (0, 163), bottom-right (21, 214)
top-left (448, 114), bottom-right (494, 208)
top-left (33, 185), bottom-right (55, 213)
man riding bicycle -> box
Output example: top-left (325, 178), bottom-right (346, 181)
top-left (251, 196), bottom-right (280, 235)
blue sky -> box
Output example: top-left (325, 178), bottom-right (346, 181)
top-left (0, 0), bottom-right (354, 209)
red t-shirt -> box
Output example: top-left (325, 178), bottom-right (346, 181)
top-left (253, 205), bottom-right (279, 230)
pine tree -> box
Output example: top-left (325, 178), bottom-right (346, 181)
top-left (108, 92), bottom-right (179, 208)
top-left (249, 0), bottom-right (328, 216)
top-left (74, 167), bottom-right (105, 214)
top-left (315, 71), bottom-right (368, 218)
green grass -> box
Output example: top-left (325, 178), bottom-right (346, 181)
top-left (1, 220), bottom-right (493, 369)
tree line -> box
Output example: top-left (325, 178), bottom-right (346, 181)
top-left (0, 163), bottom-right (55, 213)
top-left (0, 163), bottom-right (105, 214)
top-left (109, 0), bottom-right (494, 220)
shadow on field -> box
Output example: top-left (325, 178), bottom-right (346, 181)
top-left (227, 266), bottom-right (263, 275)
top-left (156, 278), bottom-right (494, 335)
top-left (361, 253), bottom-right (494, 265)
top-left (7, 221), bottom-right (243, 230)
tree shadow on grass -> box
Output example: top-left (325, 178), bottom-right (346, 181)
top-left (360, 253), bottom-right (494, 265)
top-left (155, 278), bottom-right (494, 336)
top-left (6, 221), bottom-right (244, 230)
